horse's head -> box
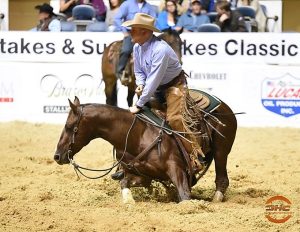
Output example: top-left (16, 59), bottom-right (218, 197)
top-left (159, 29), bottom-right (182, 64)
top-left (54, 97), bottom-right (89, 165)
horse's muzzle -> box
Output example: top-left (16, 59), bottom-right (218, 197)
top-left (54, 153), bottom-right (69, 165)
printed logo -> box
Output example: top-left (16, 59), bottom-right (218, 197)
top-left (0, 81), bottom-right (14, 103)
top-left (261, 73), bottom-right (300, 117)
top-left (265, 195), bottom-right (293, 223)
top-left (40, 74), bottom-right (103, 113)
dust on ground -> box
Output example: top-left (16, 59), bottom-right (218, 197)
top-left (0, 122), bottom-right (299, 232)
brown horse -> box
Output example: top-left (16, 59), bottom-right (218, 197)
top-left (101, 29), bottom-right (182, 107)
top-left (54, 96), bottom-right (237, 203)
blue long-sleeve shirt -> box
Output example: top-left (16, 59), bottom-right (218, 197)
top-left (133, 35), bottom-right (182, 107)
top-left (114, 0), bottom-right (157, 32)
top-left (176, 12), bottom-right (210, 32)
top-left (156, 11), bottom-right (178, 31)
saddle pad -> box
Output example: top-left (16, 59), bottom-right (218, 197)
top-left (139, 90), bottom-right (221, 129)
top-left (140, 106), bottom-right (172, 130)
top-left (189, 89), bottom-right (221, 113)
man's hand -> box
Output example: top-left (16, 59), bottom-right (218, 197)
top-left (219, 13), bottom-right (229, 23)
top-left (135, 85), bottom-right (144, 96)
top-left (129, 105), bottom-right (141, 114)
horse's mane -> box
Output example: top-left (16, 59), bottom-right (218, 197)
top-left (81, 103), bottom-right (130, 114)
top-left (160, 28), bottom-right (181, 37)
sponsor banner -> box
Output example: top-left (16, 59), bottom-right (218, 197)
top-left (262, 74), bottom-right (300, 117)
top-left (0, 62), bottom-right (131, 123)
top-left (1, 32), bottom-right (300, 64)
top-left (0, 32), bottom-right (300, 127)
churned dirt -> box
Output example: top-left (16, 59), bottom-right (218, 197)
top-left (0, 121), bottom-right (299, 232)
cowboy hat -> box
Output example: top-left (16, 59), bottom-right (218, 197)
top-left (35, 3), bottom-right (56, 16)
top-left (122, 13), bottom-right (161, 33)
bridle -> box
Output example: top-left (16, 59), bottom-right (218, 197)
top-left (66, 105), bottom-right (137, 179)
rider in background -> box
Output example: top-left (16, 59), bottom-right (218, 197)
top-left (114, 0), bottom-right (157, 84)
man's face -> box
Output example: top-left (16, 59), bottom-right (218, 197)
top-left (216, 6), bottom-right (226, 16)
top-left (38, 12), bottom-right (50, 21)
top-left (191, 2), bottom-right (202, 15)
top-left (131, 27), bottom-right (151, 45)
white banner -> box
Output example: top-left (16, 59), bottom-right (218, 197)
top-left (0, 32), bottom-right (300, 127)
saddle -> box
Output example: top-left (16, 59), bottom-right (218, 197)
top-left (139, 89), bottom-right (221, 180)
top-left (141, 89), bottom-right (221, 129)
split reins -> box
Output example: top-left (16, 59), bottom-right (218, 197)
top-left (66, 106), bottom-right (165, 180)
top-left (67, 106), bottom-right (137, 179)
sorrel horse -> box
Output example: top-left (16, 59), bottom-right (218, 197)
top-left (54, 96), bottom-right (237, 203)
top-left (101, 29), bottom-right (182, 107)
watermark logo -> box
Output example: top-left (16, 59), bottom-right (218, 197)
top-left (261, 73), bottom-right (300, 117)
top-left (265, 195), bottom-right (293, 223)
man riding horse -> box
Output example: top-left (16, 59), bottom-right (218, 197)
top-left (114, 0), bottom-right (157, 85)
top-left (112, 13), bottom-right (205, 180)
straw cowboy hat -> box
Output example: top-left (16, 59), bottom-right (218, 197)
top-left (122, 13), bottom-right (161, 33)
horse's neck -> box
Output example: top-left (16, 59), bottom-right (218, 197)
top-left (89, 105), bottom-right (136, 148)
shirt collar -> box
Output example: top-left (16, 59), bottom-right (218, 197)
top-left (141, 35), bottom-right (154, 49)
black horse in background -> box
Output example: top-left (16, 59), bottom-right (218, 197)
top-left (101, 29), bottom-right (182, 107)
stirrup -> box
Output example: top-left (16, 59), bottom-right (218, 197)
top-left (111, 170), bottom-right (124, 180)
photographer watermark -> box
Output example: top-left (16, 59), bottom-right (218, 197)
top-left (265, 195), bottom-right (293, 223)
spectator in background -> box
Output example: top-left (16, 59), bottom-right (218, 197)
top-left (236, 0), bottom-right (266, 31)
top-left (215, 0), bottom-right (247, 32)
top-left (88, 0), bottom-right (107, 21)
top-left (34, 3), bottom-right (61, 31)
top-left (175, 0), bottom-right (210, 32)
top-left (156, 0), bottom-right (179, 31)
top-left (114, 0), bottom-right (156, 84)
top-left (201, 0), bottom-right (216, 13)
top-left (60, 0), bottom-right (81, 20)
top-left (159, 0), bottom-right (189, 16)
top-left (105, 0), bottom-right (122, 31)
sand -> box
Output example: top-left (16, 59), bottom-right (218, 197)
top-left (0, 121), bottom-right (299, 232)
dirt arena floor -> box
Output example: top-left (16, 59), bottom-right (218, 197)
top-left (0, 121), bottom-right (299, 232)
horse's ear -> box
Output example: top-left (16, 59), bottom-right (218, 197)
top-left (74, 96), bottom-right (80, 106)
top-left (68, 98), bottom-right (78, 114)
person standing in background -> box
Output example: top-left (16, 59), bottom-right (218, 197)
top-left (89, 0), bottom-right (107, 21)
top-left (105, 0), bottom-right (122, 30)
top-left (60, 0), bottom-right (81, 19)
top-left (236, 0), bottom-right (267, 32)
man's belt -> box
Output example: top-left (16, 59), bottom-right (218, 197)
top-left (158, 70), bottom-right (187, 91)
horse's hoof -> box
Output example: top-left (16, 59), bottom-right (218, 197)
top-left (212, 191), bottom-right (224, 203)
top-left (121, 188), bottom-right (135, 204)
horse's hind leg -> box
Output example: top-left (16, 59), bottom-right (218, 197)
top-left (212, 150), bottom-right (229, 202)
top-left (104, 78), bottom-right (117, 106)
top-left (127, 88), bottom-right (135, 107)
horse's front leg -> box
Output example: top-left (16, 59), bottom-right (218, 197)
top-left (120, 177), bottom-right (135, 204)
top-left (167, 164), bottom-right (191, 202)
top-left (120, 172), bottom-right (152, 204)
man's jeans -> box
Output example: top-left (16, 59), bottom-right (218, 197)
top-left (117, 36), bottom-right (134, 76)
